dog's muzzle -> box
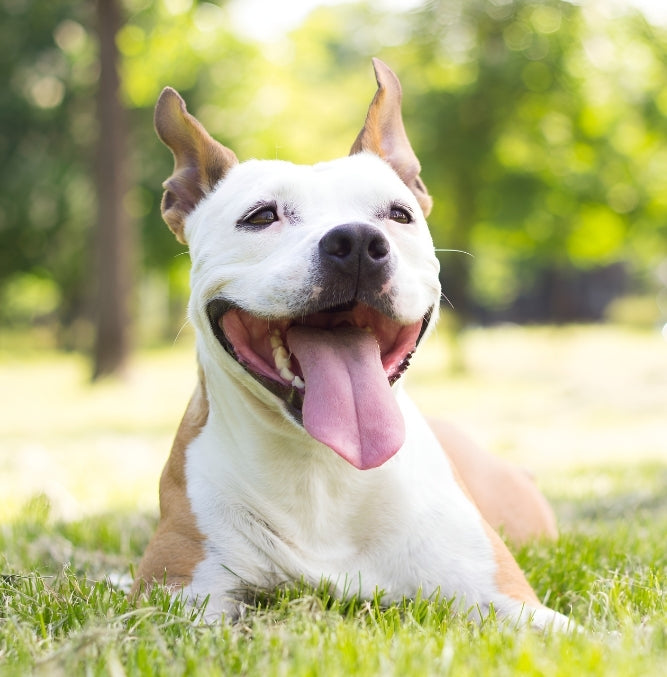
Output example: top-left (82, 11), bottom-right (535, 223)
top-left (206, 223), bottom-right (434, 470)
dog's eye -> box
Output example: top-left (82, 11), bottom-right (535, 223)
top-left (389, 205), bottom-right (412, 224)
top-left (239, 205), bottom-right (279, 229)
top-left (248, 208), bottom-right (277, 226)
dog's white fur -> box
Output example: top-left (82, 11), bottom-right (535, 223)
top-left (135, 59), bottom-right (570, 631)
top-left (188, 155), bottom-right (438, 335)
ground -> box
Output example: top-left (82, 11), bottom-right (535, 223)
top-left (1, 324), bottom-right (665, 675)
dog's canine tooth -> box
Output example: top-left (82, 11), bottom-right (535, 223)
top-left (273, 346), bottom-right (290, 369)
top-left (270, 333), bottom-right (298, 382)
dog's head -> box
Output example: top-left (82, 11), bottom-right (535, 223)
top-left (155, 59), bottom-right (441, 470)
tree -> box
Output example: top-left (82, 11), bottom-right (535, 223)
top-left (92, 0), bottom-right (133, 379)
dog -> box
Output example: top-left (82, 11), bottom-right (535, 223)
top-left (135, 58), bottom-right (569, 630)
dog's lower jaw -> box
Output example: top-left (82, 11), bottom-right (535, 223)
top-left (203, 298), bottom-right (434, 469)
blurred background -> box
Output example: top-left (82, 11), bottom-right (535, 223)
top-left (1, 0), bottom-right (666, 375)
top-left (0, 0), bottom-right (666, 517)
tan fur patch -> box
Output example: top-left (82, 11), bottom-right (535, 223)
top-left (482, 520), bottom-right (540, 605)
top-left (428, 418), bottom-right (558, 545)
top-left (133, 370), bottom-right (209, 593)
top-left (433, 419), bottom-right (541, 605)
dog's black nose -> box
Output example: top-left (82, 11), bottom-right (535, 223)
top-left (319, 223), bottom-right (390, 277)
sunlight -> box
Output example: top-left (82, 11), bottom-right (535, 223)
top-left (227, 0), bottom-right (667, 43)
top-left (228, 0), bottom-right (423, 41)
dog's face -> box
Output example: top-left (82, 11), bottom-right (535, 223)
top-left (155, 60), bottom-right (440, 470)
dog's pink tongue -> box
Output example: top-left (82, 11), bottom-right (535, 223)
top-left (286, 325), bottom-right (405, 470)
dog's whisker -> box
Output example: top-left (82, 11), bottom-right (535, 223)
top-left (173, 319), bottom-right (192, 345)
top-left (433, 248), bottom-right (474, 257)
top-left (440, 291), bottom-right (455, 310)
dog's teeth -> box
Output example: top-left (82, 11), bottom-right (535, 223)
top-left (273, 346), bottom-right (290, 369)
top-left (270, 333), bottom-right (299, 383)
top-left (268, 327), bottom-right (301, 388)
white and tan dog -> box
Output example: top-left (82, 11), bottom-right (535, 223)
top-left (135, 59), bottom-right (568, 630)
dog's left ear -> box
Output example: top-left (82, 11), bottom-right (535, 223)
top-left (154, 87), bottom-right (239, 244)
top-left (350, 58), bottom-right (432, 217)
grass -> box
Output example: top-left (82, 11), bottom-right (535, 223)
top-left (1, 324), bottom-right (666, 675)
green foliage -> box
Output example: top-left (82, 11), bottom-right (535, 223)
top-left (0, 273), bottom-right (61, 326)
top-left (2, 0), bottom-right (667, 337)
top-left (387, 0), bottom-right (667, 314)
top-left (0, 0), bottom-right (97, 322)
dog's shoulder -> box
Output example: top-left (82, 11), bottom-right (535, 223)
top-left (134, 373), bottom-right (208, 591)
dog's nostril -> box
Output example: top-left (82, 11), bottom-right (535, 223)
top-left (368, 236), bottom-right (389, 261)
top-left (322, 231), bottom-right (353, 259)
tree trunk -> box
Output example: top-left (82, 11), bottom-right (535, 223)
top-left (92, 0), bottom-right (133, 379)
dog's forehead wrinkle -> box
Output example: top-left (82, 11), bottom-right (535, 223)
top-left (214, 154), bottom-right (415, 220)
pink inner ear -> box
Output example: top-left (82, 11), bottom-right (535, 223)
top-left (164, 173), bottom-right (202, 215)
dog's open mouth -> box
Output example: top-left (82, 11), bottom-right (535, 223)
top-left (207, 299), bottom-right (431, 470)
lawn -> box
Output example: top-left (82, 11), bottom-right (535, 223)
top-left (1, 324), bottom-right (665, 675)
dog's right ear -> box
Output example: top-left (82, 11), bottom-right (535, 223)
top-left (154, 87), bottom-right (239, 244)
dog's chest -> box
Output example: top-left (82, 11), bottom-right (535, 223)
top-left (181, 393), bottom-right (495, 602)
